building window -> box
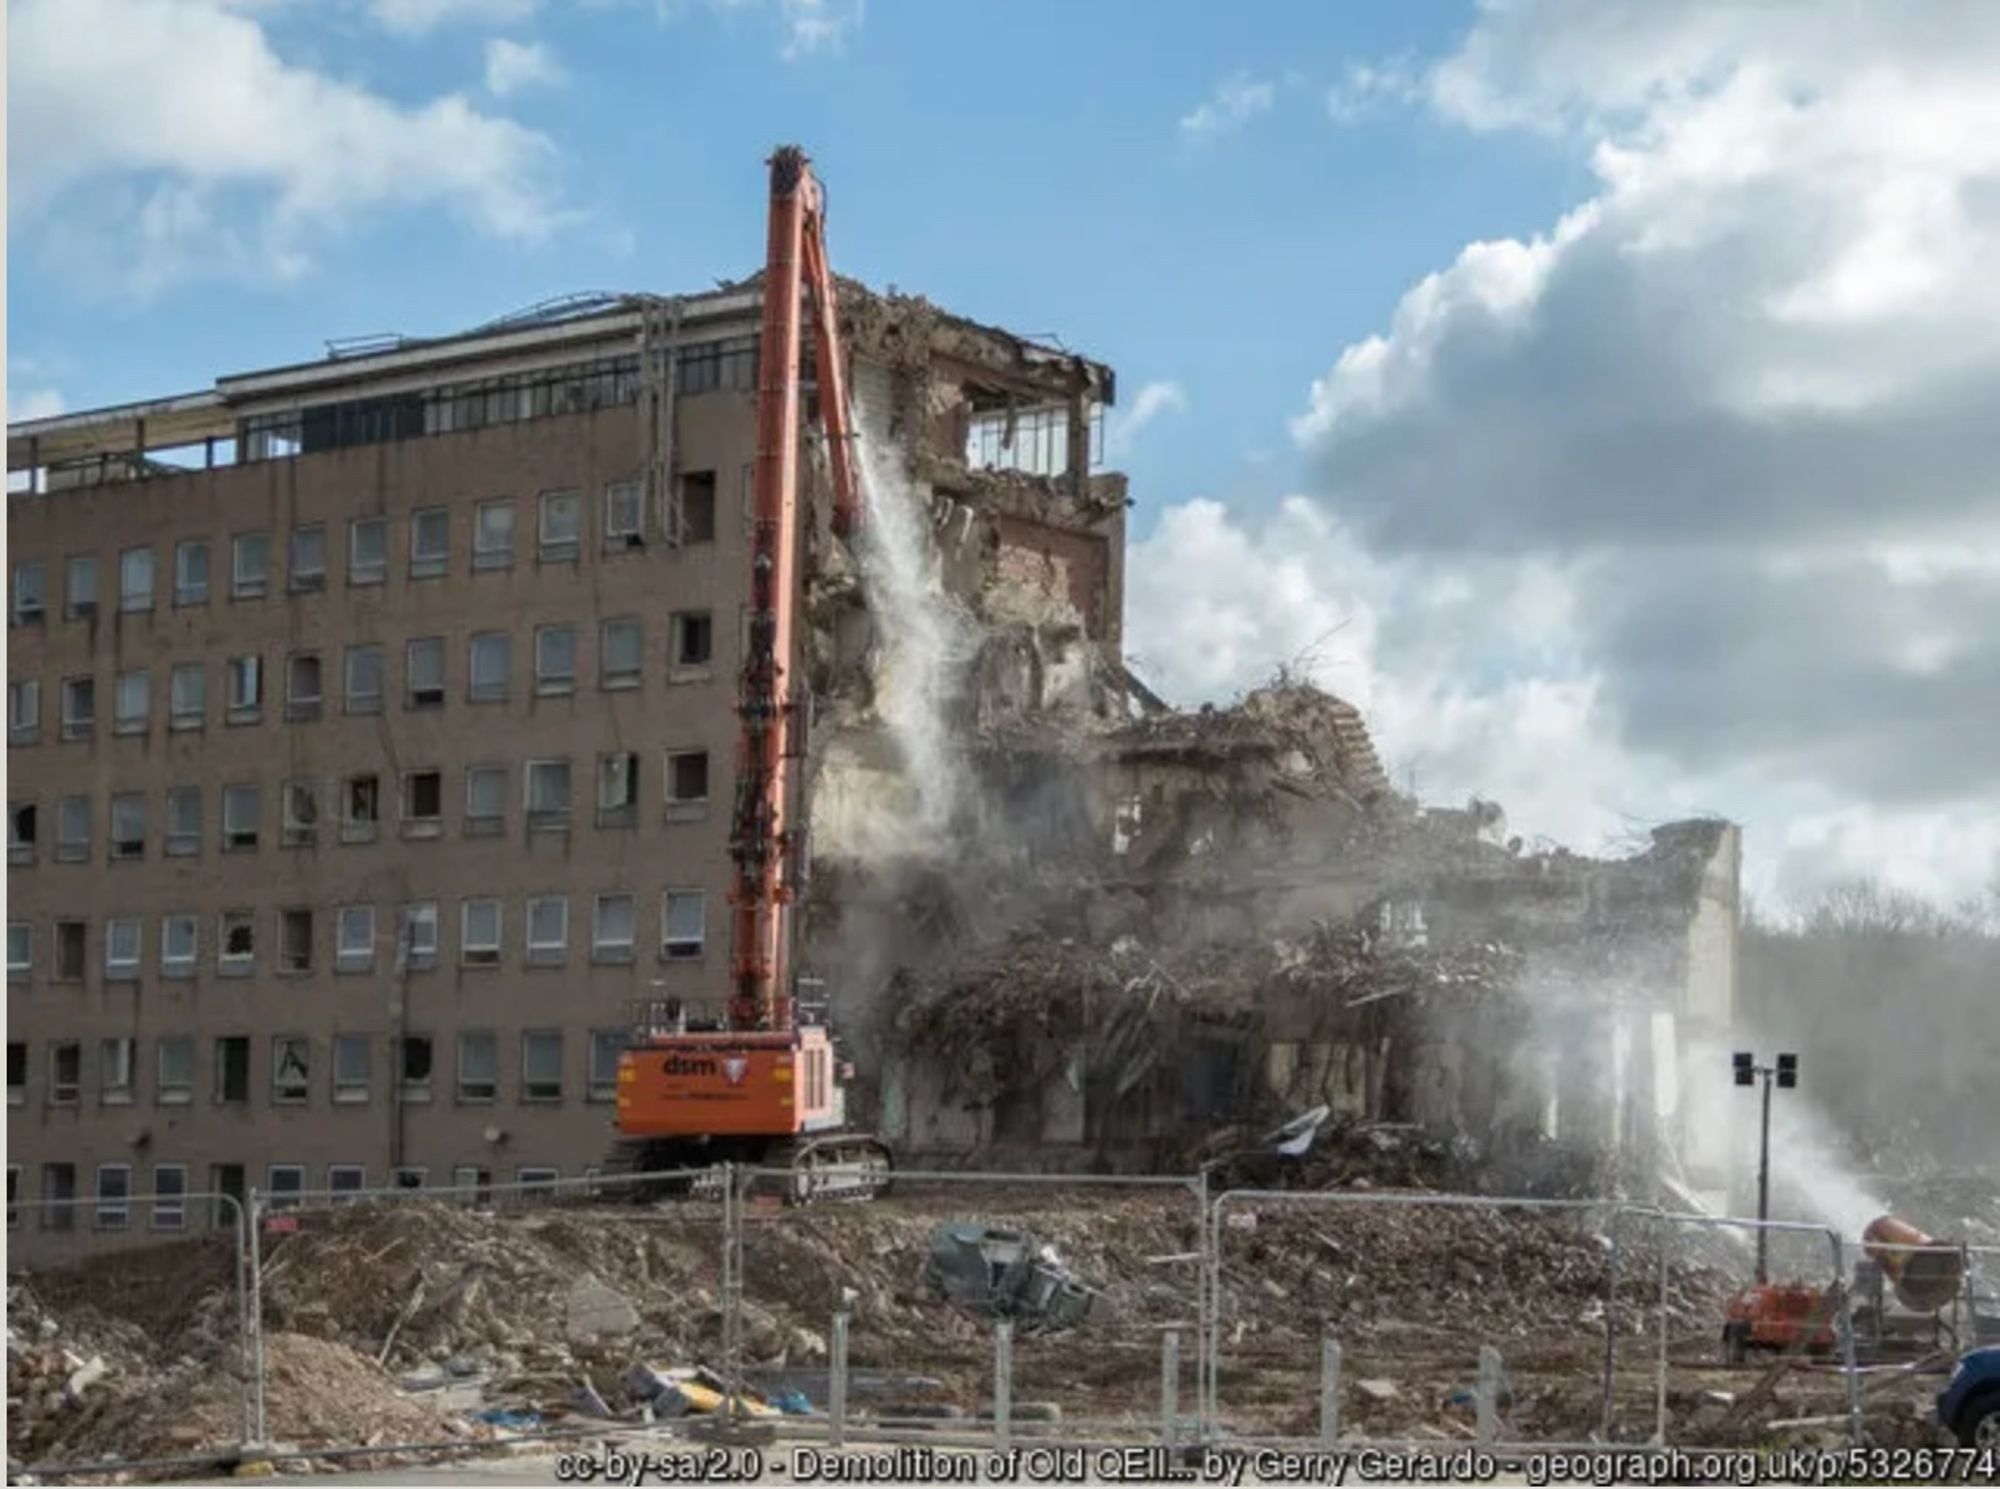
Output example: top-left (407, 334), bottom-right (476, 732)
top-left (12, 561), bottom-right (46, 627)
top-left (162, 915), bottom-right (197, 978)
top-left (226, 654), bottom-right (262, 724)
top-left (219, 912), bottom-right (256, 976)
top-left (267, 1165), bottom-right (305, 1211)
top-left (110, 792), bottom-right (146, 860)
top-left (50, 1043), bottom-right (82, 1105)
top-left (349, 516), bottom-right (387, 585)
top-left (54, 921), bottom-right (85, 982)
top-left (600, 616), bottom-right (642, 690)
top-left (521, 1031), bottom-right (563, 1103)
top-left (215, 1036), bottom-right (250, 1103)
top-left (592, 895), bottom-right (635, 964)
top-left (597, 752), bottom-right (638, 827)
top-left (401, 769), bottom-right (443, 836)
top-left (118, 548), bottom-right (154, 613)
top-left (285, 653), bottom-right (323, 721)
top-left (290, 524), bottom-right (327, 592)
top-left (221, 783), bottom-right (260, 851)
top-left (7, 1042), bottom-right (24, 1106)
top-left (96, 1164), bottom-right (132, 1231)
top-left (603, 480), bottom-right (644, 551)
top-left (666, 750), bottom-right (710, 820)
top-left (474, 498), bottom-right (514, 570)
top-left (42, 1163), bottom-right (76, 1231)
top-left (343, 773), bottom-right (380, 843)
top-left (400, 1035), bottom-right (434, 1102)
top-left (676, 471), bottom-right (718, 545)
top-left (105, 918), bottom-right (142, 981)
top-left (166, 786), bottom-right (201, 856)
top-left (525, 759), bottom-right (571, 830)
top-left (457, 1031), bottom-right (497, 1102)
top-left (671, 610), bottom-right (713, 671)
top-left (60, 676), bottom-right (95, 741)
top-left (335, 906), bottom-right (375, 973)
top-left (273, 1035), bottom-right (310, 1103)
top-left (465, 765), bottom-right (506, 835)
top-left (534, 623), bottom-right (575, 695)
top-left (399, 903), bottom-right (439, 970)
top-left (461, 898), bottom-right (502, 966)
top-left (663, 890), bottom-right (706, 960)
top-left (282, 779), bottom-right (321, 847)
top-left (588, 1031), bottom-right (625, 1102)
top-left (56, 796), bottom-right (90, 863)
top-left (538, 490), bottom-right (581, 562)
top-left (65, 554), bottom-right (99, 619)
top-left (279, 908), bottom-right (314, 974)
top-left (8, 679), bottom-right (40, 745)
top-left (231, 532), bottom-right (269, 600)
top-left (452, 1165), bottom-right (494, 1207)
top-left (152, 1164), bottom-right (189, 1231)
top-left (99, 1037), bottom-right (135, 1105)
top-left (110, 670), bottom-right (149, 736)
top-left (175, 540), bottom-right (209, 605)
top-left (7, 801), bottom-right (34, 866)
top-left (526, 895), bottom-right (568, 966)
top-left (5, 1165), bottom-right (16, 1229)
top-left (410, 507), bottom-right (449, 579)
top-left (157, 1037), bottom-right (194, 1104)
top-left (7, 922), bottom-right (30, 982)
top-left (333, 1034), bottom-right (371, 1104)
top-left (469, 632), bottom-right (510, 702)
top-left (406, 637), bottom-right (445, 708)
top-left (329, 1165), bottom-right (366, 1197)
top-left (345, 645), bottom-right (384, 715)
top-left (169, 663), bottom-right (206, 730)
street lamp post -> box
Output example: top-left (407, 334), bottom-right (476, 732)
top-left (1733, 1049), bottom-right (1799, 1283)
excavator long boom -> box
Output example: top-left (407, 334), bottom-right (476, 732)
top-left (727, 144), bottom-right (863, 1034)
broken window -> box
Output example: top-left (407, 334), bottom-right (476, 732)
top-left (65, 555), bottom-right (98, 619)
top-left (175, 540), bottom-right (209, 605)
top-left (221, 783), bottom-right (259, 851)
top-left (662, 890), bottom-right (706, 960)
top-left (666, 750), bottom-right (710, 820)
top-left (272, 1035), bottom-right (310, 1103)
top-left (534, 623), bottom-right (575, 695)
top-left (457, 1031), bottom-right (497, 1102)
top-left (170, 663), bottom-right (206, 729)
top-left (219, 912), bottom-right (256, 976)
top-left (600, 616), bottom-right (642, 689)
top-left (592, 895), bottom-right (635, 963)
top-left (410, 507), bottom-right (449, 579)
top-left (525, 759), bottom-right (571, 829)
top-left (157, 1038), bottom-right (194, 1104)
top-left (402, 769), bottom-right (442, 835)
top-left (279, 909), bottom-right (313, 973)
top-left (215, 1037), bottom-right (250, 1103)
top-left (406, 637), bottom-right (445, 708)
top-left (290, 524), bottom-right (327, 592)
top-left (282, 779), bottom-right (321, 846)
top-left (226, 654), bottom-right (261, 723)
top-left (603, 480), bottom-right (644, 550)
top-left (400, 1035), bottom-right (434, 1101)
top-left (9, 801), bottom-right (36, 865)
top-left (8, 679), bottom-right (40, 744)
top-left (344, 772), bottom-right (380, 842)
top-left (538, 490), bottom-right (581, 562)
top-left (56, 796), bottom-right (88, 862)
top-left (99, 1037), bottom-right (134, 1105)
top-left (335, 906), bottom-right (375, 973)
top-left (54, 921), bottom-right (85, 981)
top-left (113, 670), bottom-right (149, 734)
top-left (670, 611), bottom-right (713, 671)
top-left (525, 895), bottom-right (568, 965)
top-left (42, 1163), bottom-right (76, 1230)
top-left (597, 752), bottom-right (638, 827)
top-left (50, 1044), bottom-right (81, 1105)
top-left (161, 915), bottom-right (197, 976)
top-left (285, 653), bottom-right (322, 720)
top-left (110, 792), bottom-right (145, 860)
top-left (60, 676), bottom-right (95, 741)
top-left (474, 499), bottom-right (514, 570)
top-left (333, 1035), bottom-right (370, 1103)
top-left (465, 765), bottom-right (506, 835)
top-left (166, 786), bottom-right (200, 856)
top-left (461, 898), bottom-right (502, 966)
top-left (398, 903), bottom-right (439, 970)
top-left (676, 471), bottom-right (717, 545)
top-left (231, 532), bottom-right (269, 600)
top-left (469, 632), bottom-right (510, 702)
top-left (104, 918), bottom-right (140, 980)
top-left (348, 516), bottom-right (387, 585)
top-left (521, 1031), bottom-right (563, 1103)
top-left (345, 644), bottom-right (384, 715)
top-left (118, 548), bottom-right (154, 613)
top-left (11, 561), bottom-right (45, 627)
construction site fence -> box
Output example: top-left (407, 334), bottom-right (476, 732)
top-left (16, 1172), bottom-right (1944, 1478)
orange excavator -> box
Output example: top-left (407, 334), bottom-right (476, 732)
top-left (611, 145), bottom-right (891, 1199)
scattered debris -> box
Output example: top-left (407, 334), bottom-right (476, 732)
top-left (921, 1224), bottom-right (1097, 1334)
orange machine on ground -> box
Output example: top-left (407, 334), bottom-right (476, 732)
top-left (611, 145), bottom-right (890, 1199)
top-left (1722, 1214), bottom-right (1967, 1363)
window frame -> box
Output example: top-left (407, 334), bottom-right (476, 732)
top-left (335, 905), bottom-right (376, 974)
top-left (600, 615), bottom-right (643, 690)
top-left (473, 498), bottom-right (515, 571)
top-left (520, 1029), bottom-right (564, 1103)
top-left (230, 532), bottom-right (269, 601)
top-left (348, 516), bottom-right (388, 586)
top-left (457, 1030), bottom-right (498, 1103)
top-left (662, 889), bottom-right (707, 960)
top-left (409, 507), bottom-right (450, 579)
top-left (289, 523), bottom-right (328, 593)
top-left (537, 490), bottom-right (582, 562)
top-left (533, 623), bottom-right (576, 696)
top-left (161, 914), bottom-right (198, 978)
top-left (174, 539), bottom-right (210, 606)
top-left (405, 636), bottom-right (446, 709)
top-left (156, 1037), bottom-right (195, 1105)
top-left (525, 894), bottom-right (569, 966)
top-left (468, 631), bottom-right (510, 703)
top-left (118, 547), bottom-right (154, 614)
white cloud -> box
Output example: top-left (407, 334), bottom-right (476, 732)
top-left (1104, 380), bottom-right (1186, 460)
top-left (1326, 59), bottom-right (1422, 124)
top-left (9, 0), bottom-right (562, 291)
top-left (484, 37), bottom-right (566, 95)
top-left (1180, 73), bottom-right (1276, 139)
top-left (780, 0), bottom-right (860, 60)
top-left (369, 0), bottom-right (536, 35)
top-left (7, 387), bottom-right (67, 423)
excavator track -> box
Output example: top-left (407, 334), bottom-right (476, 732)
top-left (601, 1132), bottom-right (893, 1205)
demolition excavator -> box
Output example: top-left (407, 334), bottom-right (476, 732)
top-left (610, 146), bottom-right (892, 1200)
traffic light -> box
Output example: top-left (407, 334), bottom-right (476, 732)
top-left (1775, 1052), bottom-right (1798, 1089)
top-left (1733, 1051), bottom-right (1755, 1087)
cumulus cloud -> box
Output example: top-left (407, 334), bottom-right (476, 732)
top-left (655, 0), bottom-right (861, 60)
top-left (1180, 73), bottom-right (1276, 139)
top-left (1104, 380), bottom-right (1187, 459)
top-left (484, 37), bottom-right (566, 95)
top-left (1134, 0), bottom-right (2000, 907)
top-left (9, 0), bottom-right (561, 291)
top-left (369, 0), bottom-right (536, 34)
